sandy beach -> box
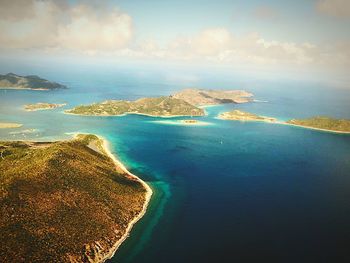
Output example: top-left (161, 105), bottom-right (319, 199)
top-left (280, 122), bottom-right (350, 134)
top-left (150, 119), bottom-right (213, 126)
top-left (216, 115), bottom-right (277, 123)
top-left (64, 110), bottom-right (202, 118)
top-left (88, 135), bottom-right (153, 262)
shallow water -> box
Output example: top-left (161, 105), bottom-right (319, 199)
top-left (1, 65), bottom-right (350, 262)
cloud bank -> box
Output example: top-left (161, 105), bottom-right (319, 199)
top-left (316, 0), bottom-right (350, 18)
top-left (123, 28), bottom-right (349, 72)
top-left (0, 0), bottom-right (348, 75)
top-left (0, 0), bottom-right (133, 53)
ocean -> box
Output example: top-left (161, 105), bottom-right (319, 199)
top-left (1, 63), bottom-right (350, 262)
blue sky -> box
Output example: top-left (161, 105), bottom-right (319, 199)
top-left (114, 0), bottom-right (349, 43)
top-left (0, 0), bottom-right (349, 82)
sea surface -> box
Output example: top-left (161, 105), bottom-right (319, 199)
top-left (1, 64), bottom-right (350, 262)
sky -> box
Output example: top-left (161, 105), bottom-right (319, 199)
top-left (0, 0), bottom-right (349, 83)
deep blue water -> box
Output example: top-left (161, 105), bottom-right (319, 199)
top-left (0, 64), bottom-right (350, 262)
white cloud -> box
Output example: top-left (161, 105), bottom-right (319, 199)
top-left (154, 29), bottom-right (319, 66)
top-left (0, 0), bottom-right (133, 53)
top-left (121, 27), bottom-right (349, 73)
top-left (191, 28), bottom-right (232, 55)
top-left (316, 0), bottom-right (350, 18)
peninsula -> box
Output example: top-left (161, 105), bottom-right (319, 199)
top-left (0, 73), bottom-right (66, 90)
top-left (218, 110), bottom-right (277, 123)
top-left (219, 110), bottom-right (350, 134)
top-left (173, 88), bottom-right (253, 106)
top-left (24, 102), bottom-right (67, 111)
top-left (286, 116), bottom-right (350, 133)
top-left (65, 96), bottom-right (205, 117)
top-left (0, 122), bottom-right (23, 128)
top-left (0, 134), bottom-right (152, 262)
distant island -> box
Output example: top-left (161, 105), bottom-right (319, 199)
top-left (286, 116), bottom-right (350, 133)
top-left (173, 88), bottom-right (253, 106)
top-left (24, 102), bottom-right (67, 111)
top-left (65, 96), bottom-right (205, 117)
top-left (219, 110), bottom-right (350, 134)
top-left (0, 134), bottom-right (151, 262)
top-left (218, 110), bottom-right (277, 123)
top-left (0, 73), bottom-right (66, 90)
top-left (0, 122), bottom-right (22, 128)
top-left (65, 88), bottom-right (254, 118)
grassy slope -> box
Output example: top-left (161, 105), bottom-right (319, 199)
top-left (66, 96), bottom-right (204, 116)
top-left (0, 135), bottom-right (146, 262)
top-left (287, 116), bottom-right (350, 132)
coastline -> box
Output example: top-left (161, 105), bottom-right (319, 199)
top-left (280, 122), bottom-right (350, 134)
top-left (150, 119), bottom-right (213, 126)
top-left (0, 87), bottom-right (50, 91)
top-left (0, 133), bottom-right (152, 262)
top-left (217, 116), bottom-right (350, 134)
top-left (216, 115), bottom-right (277, 123)
top-left (90, 135), bottom-right (153, 262)
top-left (64, 110), bottom-right (204, 118)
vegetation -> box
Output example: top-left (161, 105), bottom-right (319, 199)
top-left (287, 116), bottom-right (350, 132)
top-left (219, 110), bottom-right (276, 122)
top-left (173, 88), bottom-right (253, 105)
top-left (24, 103), bottom-right (66, 111)
top-left (0, 73), bottom-right (66, 90)
top-left (66, 96), bottom-right (204, 117)
top-left (0, 134), bottom-right (146, 262)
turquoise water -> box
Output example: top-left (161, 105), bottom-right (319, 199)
top-left (1, 65), bottom-right (350, 262)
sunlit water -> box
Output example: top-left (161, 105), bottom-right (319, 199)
top-left (1, 65), bottom-right (350, 262)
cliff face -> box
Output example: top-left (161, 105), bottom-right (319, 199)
top-left (173, 88), bottom-right (253, 106)
top-left (0, 135), bottom-right (147, 262)
top-left (0, 73), bottom-right (67, 90)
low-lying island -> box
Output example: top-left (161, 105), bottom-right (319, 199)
top-left (24, 102), bottom-right (66, 111)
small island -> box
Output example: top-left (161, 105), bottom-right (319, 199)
top-left (218, 110), bottom-right (277, 123)
top-left (0, 73), bottom-right (66, 90)
top-left (65, 96), bottom-right (205, 117)
top-left (181, 119), bottom-right (199, 124)
top-left (151, 119), bottom-right (212, 126)
top-left (173, 88), bottom-right (253, 106)
top-left (0, 122), bottom-right (23, 128)
top-left (286, 116), bottom-right (350, 133)
top-left (24, 102), bottom-right (67, 111)
top-left (0, 134), bottom-right (152, 262)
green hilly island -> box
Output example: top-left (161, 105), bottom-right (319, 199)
top-left (287, 116), bottom-right (350, 133)
top-left (0, 134), bottom-right (147, 262)
top-left (66, 96), bottom-right (205, 117)
top-left (0, 73), bottom-right (66, 90)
